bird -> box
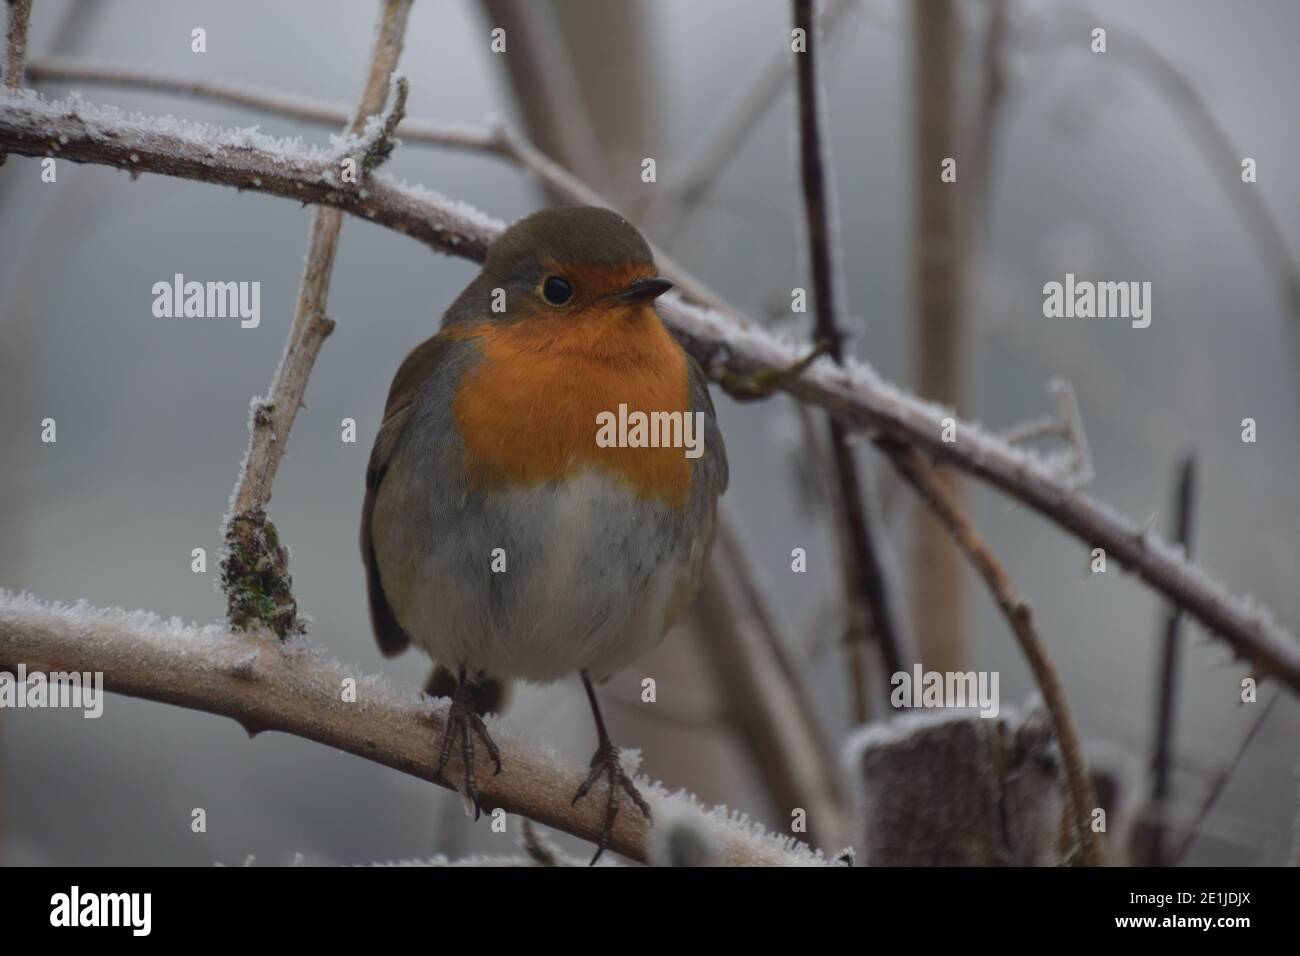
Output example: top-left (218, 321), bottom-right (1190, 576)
top-left (360, 206), bottom-right (728, 862)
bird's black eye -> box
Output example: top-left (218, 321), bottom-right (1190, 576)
top-left (543, 276), bottom-right (573, 305)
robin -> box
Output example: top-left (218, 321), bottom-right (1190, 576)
top-left (361, 206), bottom-right (728, 862)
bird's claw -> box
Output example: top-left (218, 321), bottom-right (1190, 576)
top-left (434, 683), bottom-right (502, 820)
top-left (571, 742), bottom-right (652, 865)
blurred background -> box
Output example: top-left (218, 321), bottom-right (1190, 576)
top-left (1, 0), bottom-right (1297, 865)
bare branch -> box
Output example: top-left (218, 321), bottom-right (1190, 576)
top-left (794, 0), bottom-right (906, 698)
top-left (881, 444), bottom-right (1104, 866)
top-left (0, 591), bottom-right (826, 867)
top-left (1, 93), bottom-right (1297, 693)
top-left (23, 55), bottom-right (728, 313)
top-left (0, 91), bottom-right (501, 254)
top-left (963, 0), bottom-right (1009, 242)
top-left (27, 53), bottom-right (503, 150)
top-left (2, 0), bottom-right (30, 88)
top-left (1104, 18), bottom-right (1300, 313)
top-left (1139, 453), bottom-right (1196, 866)
top-left (1171, 691), bottom-right (1282, 865)
top-left (910, 0), bottom-right (969, 673)
top-left (222, 0), bottom-right (413, 635)
top-left (0, 0), bottom-right (30, 167)
top-left (648, 0), bottom-right (857, 236)
top-left (479, 0), bottom-right (610, 195)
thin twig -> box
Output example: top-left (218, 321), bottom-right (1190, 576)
top-left (1, 95), bottom-right (1298, 692)
top-left (0, 591), bottom-right (826, 867)
top-left (999, 415), bottom-right (1065, 446)
top-left (23, 54), bottom-right (728, 312)
top-left (2, 0), bottom-right (29, 88)
top-left (963, 0), bottom-right (1009, 244)
top-left (1145, 452), bottom-right (1196, 866)
top-left (793, 0), bottom-right (905, 703)
top-left (0, 0), bottom-right (31, 166)
top-left (479, 0), bottom-right (610, 195)
top-left (881, 443), bottom-right (1105, 866)
top-left (222, 0), bottom-right (412, 635)
top-left (1135, 797), bottom-right (1275, 854)
top-left (1104, 17), bottom-right (1300, 313)
top-left (1019, 12), bottom-right (1300, 314)
top-left (646, 0), bottom-right (857, 237)
top-left (1171, 691), bottom-right (1282, 865)
top-left (998, 379), bottom-right (1092, 485)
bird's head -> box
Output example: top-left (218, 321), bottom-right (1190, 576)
top-left (476, 206), bottom-right (673, 321)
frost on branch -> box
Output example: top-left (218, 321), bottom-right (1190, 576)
top-left (353, 71), bottom-right (408, 173)
top-left (846, 702), bottom-right (1064, 866)
top-left (0, 590), bottom-right (831, 866)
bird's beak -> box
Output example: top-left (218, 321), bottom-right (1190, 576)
top-left (612, 276), bottom-right (674, 303)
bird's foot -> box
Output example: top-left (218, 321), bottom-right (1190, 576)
top-left (434, 682), bottom-right (502, 820)
top-left (571, 742), bottom-right (653, 865)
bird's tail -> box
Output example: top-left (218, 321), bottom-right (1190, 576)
top-left (424, 665), bottom-right (511, 717)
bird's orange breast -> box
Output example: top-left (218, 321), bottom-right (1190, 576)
top-left (449, 308), bottom-right (693, 508)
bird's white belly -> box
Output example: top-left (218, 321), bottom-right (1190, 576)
top-left (378, 469), bottom-right (687, 683)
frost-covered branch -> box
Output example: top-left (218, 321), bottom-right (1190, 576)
top-left (350, 71), bottom-right (409, 173)
top-left (26, 53), bottom-right (501, 152)
top-left (0, 591), bottom-right (827, 867)
top-left (679, 301), bottom-right (1300, 693)
top-left (998, 378), bottom-right (1093, 485)
top-left (0, 89), bottom-right (501, 255)
top-left (23, 54), bottom-right (726, 312)
top-left (882, 444), bottom-right (1103, 865)
top-left (222, 0), bottom-right (412, 636)
top-left (0, 91), bottom-right (1297, 693)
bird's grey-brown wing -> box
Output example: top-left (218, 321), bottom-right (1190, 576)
top-left (360, 333), bottom-right (454, 658)
top-left (688, 353), bottom-right (728, 499)
top-left (663, 355), bottom-right (729, 630)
